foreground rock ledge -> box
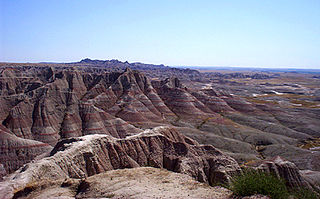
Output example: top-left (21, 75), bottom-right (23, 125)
top-left (12, 167), bottom-right (233, 199)
top-left (0, 126), bottom-right (240, 199)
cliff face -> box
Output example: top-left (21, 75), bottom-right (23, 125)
top-left (0, 126), bottom-right (240, 199)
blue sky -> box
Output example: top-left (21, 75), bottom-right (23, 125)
top-left (1, 0), bottom-right (320, 68)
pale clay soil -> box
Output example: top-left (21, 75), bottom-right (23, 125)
top-left (31, 167), bottom-right (233, 199)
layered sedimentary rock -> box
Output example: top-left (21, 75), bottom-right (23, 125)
top-left (0, 67), bottom-right (156, 173)
top-left (0, 62), bottom-right (319, 177)
top-left (60, 105), bottom-right (83, 138)
top-left (2, 100), bottom-right (34, 139)
top-left (78, 102), bottom-right (141, 138)
top-left (80, 68), bottom-right (174, 126)
top-left (105, 68), bottom-right (173, 125)
top-left (152, 78), bottom-right (226, 123)
top-left (256, 156), bottom-right (311, 188)
top-left (0, 126), bottom-right (240, 199)
top-left (191, 90), bottom-right (235, 113)
top-left (300, 170), bottom-right (320, 191)
top-left (153, 78), bottom-right (206, 116)
top-left (0, 125), bottom-right (52, 173)
top-left (31, 98), bottom-right (62, 146)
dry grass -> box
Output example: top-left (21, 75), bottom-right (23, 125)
top-left (299, 138), bottom-right (320, 150)
top-left (244, 93), bottom-right (320, 108)
top-left (289, 99), bottom-right (319, 108)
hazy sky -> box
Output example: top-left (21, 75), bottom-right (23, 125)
top-left (1, 0), bottom-right (320, 68)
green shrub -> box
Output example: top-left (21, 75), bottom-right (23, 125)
top-left (291, 188), bottom-right (318, 199)
top-left (229, 169), bottom-right (289, 199)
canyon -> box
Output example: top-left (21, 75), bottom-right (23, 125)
top-left (0, 59), bottom-right (319, 198)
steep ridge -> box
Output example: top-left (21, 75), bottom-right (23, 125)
top-left (0, 64), bottom-right (319, 175)
top-left (151, 77), bottom-right (228, 128)
top-left (105, 69), bottom-right (174, 125)
top-left (3, 100), bottom-right (34, 139)
top-left (191, 89), bottom-right (235, 113)
top-left (0, 68), bottom-right (146, 172)
top-left (82, 68), bottom-right (175, 127)
top-left (0, 68), bottom-right (147, 141)
top-left (0, 126), bottom-right (240, 198)
top-left (0, 125), bottom-right (52, 173)
top-left (78, 102), bottom-right (141, 138)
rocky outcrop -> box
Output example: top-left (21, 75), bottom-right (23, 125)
top-left (0, 125), bottom-right (53, 173)
top-left (300, 170), bottom-right (320, 191)
top-left (256, 156), bottom-right (311, 188)
top-left (0, 126), bottom-right (240, 199)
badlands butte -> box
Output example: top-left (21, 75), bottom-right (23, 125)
top-left (0, 59), bottom-right (319, 198)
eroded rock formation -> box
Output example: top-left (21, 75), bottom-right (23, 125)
top-left (256, 156), bottom-right (311, 188)
top-left (0, 126), bottom-right (240, 199)
top-left (0, 62), bottom-right (319, 178)
top-left (0, 125), bottom-right (53, 173)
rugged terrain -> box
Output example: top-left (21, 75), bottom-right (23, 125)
top-left (0, 59), bottom-right (319, 198)
top-left (11, 167), bottom-right (232, 199)
top-left (0, 126), bottom-right (241, 198)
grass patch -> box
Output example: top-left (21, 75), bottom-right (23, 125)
top-left (104, 193), bottom-right (115, 198)
top-left (229, 169), bottom-right (319, 199)
top-left (291, 188), bottom-right (319, 199)
top-left (229, 169), bottom-right (289, 199)
top-left (289, 99), bottom-right (319, 108)
top-left (196, 117), bottom-right (211, 129)
top-left (298, 138), bottom-right (320, 150)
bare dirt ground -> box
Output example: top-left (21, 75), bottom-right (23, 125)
top-left (28, 167), bottom-right (233, 199)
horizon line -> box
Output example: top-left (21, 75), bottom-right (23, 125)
top-left (0, 59), bottom-right (319, 70)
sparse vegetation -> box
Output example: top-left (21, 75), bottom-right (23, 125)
top-left (104, 193), bottom-right (115, 198)
top-left (229, 169), bottom-right (319, 199)
top-left (298, 138), bottom-right (320, 150)
top-left (229, 169), bottom-right (289, 199)
top-left (291, 188), bottom-right (319, 199)
top-left (196, 117), bottom-right (210, 129)
top-left (290, 99), bottom-right (319, 108)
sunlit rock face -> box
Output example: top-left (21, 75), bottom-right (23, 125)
top-left (0, 126), bottom-right (240, 199)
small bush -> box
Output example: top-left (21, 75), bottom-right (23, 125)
top-left (229, 169), bottom-right (289, 199)
top-left (291, 188), bottom-right (319, 199)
